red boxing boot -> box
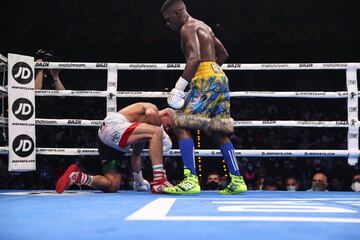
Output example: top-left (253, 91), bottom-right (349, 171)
top-left (150, 171), bottom-right (173, 193)
top-left (56, 164), bottom-right (82, 194)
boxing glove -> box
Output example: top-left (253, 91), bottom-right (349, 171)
top-left (132, 171), bottom-right (150, 191)
top-left (167, 77), bottom-right (188, 109)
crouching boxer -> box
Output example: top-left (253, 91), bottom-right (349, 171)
top-left (56, 102), bottom-right (175, 194)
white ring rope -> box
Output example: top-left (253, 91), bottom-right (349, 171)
top-left (34, 62), bottom-right (360, 70)
top-left (0, 146), bottom-right (357, 157)
top-left (0, 54), bottom-right (7, 63)
top-left (2, 59), bottom-right (360, 163)
top-left (0, 116), bottom-right (352, 128)
top-left (33, 90), bottom-right (351, 98)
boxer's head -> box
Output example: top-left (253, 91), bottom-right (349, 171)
top-left (161, 0), bottom-right (187, 31)
top-left (159, 108), bottom-right (175, 131)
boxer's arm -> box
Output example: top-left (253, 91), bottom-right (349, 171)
top-left (131, 142), bottom-right (150, 191)
top-left (131, 142), bottom-right (145, 172)
top-left (214, 37), bottom-right (229, 66)
top-left (181, 26), bottom-right (201, 81)
top-left (144, 103), bottom-right (161, 126)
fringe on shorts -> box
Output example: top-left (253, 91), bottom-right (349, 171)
top-left (174, 111), bottom-right (234, 135)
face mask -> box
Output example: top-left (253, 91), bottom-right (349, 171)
top-left (207, 181), bottom-right (219, 190)
top-left (287, 185), bottom-right (296, 191)
top-left (312, 182), bottom-right (326, 191)
top-left (351, 182), bottom-right (360, 192)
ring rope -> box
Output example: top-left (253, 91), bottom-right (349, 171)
top-left (35, 62), bottom-right (360, 70)
top-left (0, 117), bottom-right (352, 128)
top-left (0, 146), bottom-right (357, 157)
top-left (0, 54), bottom-right (7, 63)
top-left (32, 90), bottom-right (352, 98)
top-left (2, 58), bottom-right (360, 165)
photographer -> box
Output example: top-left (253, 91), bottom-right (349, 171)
top-left (34, 49), bottom-right (65, 152)
top-left (34, 49), bottom-right (65, 90)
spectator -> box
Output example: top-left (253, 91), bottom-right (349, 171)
top-left (204, 172), bottom-right (221, 190)
top-left (285, 176), bottom-right (300, 191)
top-left (34, 49), bottom-right (65, 90)
top-left (262, 177), bottom-right (278, 191)
top-left (34, 49), bottom-right (65, 152)
top-left (243, 162), bottom-right (258, 189)
top-left (329, 177), bottom-right (345, 191)
top-left (308, 172), bottom-right (328, 191)
top-left (351, 174), bottom-right (360, 192)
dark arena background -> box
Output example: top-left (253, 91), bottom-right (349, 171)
top-left (1, 0), bottom-right (360, 239)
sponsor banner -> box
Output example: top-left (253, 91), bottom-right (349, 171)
top-left (166, 64), bottom-right (182, 69)
top-left (245, 91), bottom-right (275, 95)
top-left (35, 62), bottom-right (49, 68)
top-left (35, 119), bottom-right (102, 126)
top-left (304, 152), bottom-right (336, 156)
top-left (118, 91), bottom-right (144, 95)
top-left (295, 92), bottom-right (326, 96)
top-left (96, 63), bottom-right (108, 68)
top-left (335, 121), bottom-right (348, 126)
top-left (107, 64), bottom-right (117, 115)
top-left (226, 64), bottom-right (242, 69)
top-left (322, 63), bottom-right (348, 68)
top-left (116, 91), bottom-right (168, 98)
top-left (8, 54), bottom-right (36, 171)
top-left (346, 66), bottom-right (359, 166)
top-left (57, 63), bottom-right (87, 68)
top-left (234, 120), bottom-right (343, 128)
top-left (2, 147), bottom-right (354, 157)
top-left (128, 64), bottom-right (158, 69)
top-left (234, 121), bottom-right (254, 125)
top-left (33, 62), bottom-right (359, 70)
top-left (261, 151), bottom-right (293, 156)
top-left (32, 62), bottom-right (359, 70)
top-left (67, 119), bottom-right (82, 125)
top-left (262, 121), bottom-right (276, 124)
top-left (35, 119), bottom-right (58, 125)
top-left (35, 90), bottom-right (106, 97)
top-left (36, 148), bottom-right (99, 155)
top-left (34, 62), bottom-right (89, 69)
top-left (231, 91), bottom-right (349, 98)
top-left (260, 64), bottom-right (290, 69)
top-left (298, 63), bottom-right (313, 68)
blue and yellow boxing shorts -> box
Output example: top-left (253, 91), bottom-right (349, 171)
top-left (174, 61), bottom-right (234, 134)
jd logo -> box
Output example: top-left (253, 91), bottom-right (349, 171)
top-left (12, 98), bottom-right (34, 120)
top-left (12, 62), bottom-right (33, 84)
top-left (12, 135), bottom-right (34, 157)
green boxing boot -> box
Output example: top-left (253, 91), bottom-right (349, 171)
top-left (163, 168), bottom-right (201, 194)
top-left (219, 174), bottom-right (247, 194)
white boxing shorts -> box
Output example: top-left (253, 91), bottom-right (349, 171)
top-left (98, 112), bottom-right (140, 153)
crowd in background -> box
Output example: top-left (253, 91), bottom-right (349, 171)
top-left (1, 0), bottom-right (360, 192)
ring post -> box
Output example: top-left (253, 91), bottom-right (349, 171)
top-left (8, 54), bottom-right (36, 171)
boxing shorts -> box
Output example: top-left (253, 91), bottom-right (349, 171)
top-left (174, 61), bottom-right (234, 134)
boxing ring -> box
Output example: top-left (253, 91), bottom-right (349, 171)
top-left (1, 57), bottom-right (360, 163)
top-left (0, 54), bottom-right (360, 239)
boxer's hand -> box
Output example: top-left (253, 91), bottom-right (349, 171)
top-left (167, 88), bottom-right (185, 109)
top-left (167, 76), bottom-right (188, 109)
top-left (162, 130), bottom-right (172, 153)
top-left (132, 171), bottom-right (150, 191)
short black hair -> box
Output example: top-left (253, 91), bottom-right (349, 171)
top-left (161, 0), bottom-right (185, 14)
